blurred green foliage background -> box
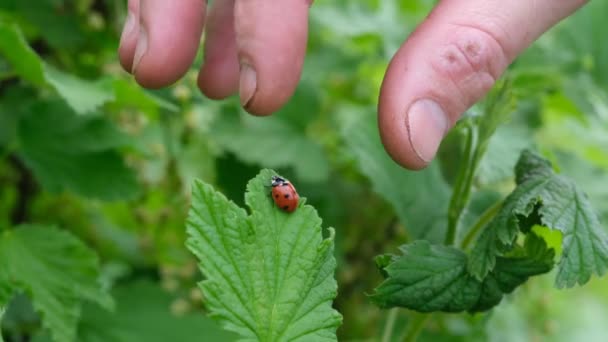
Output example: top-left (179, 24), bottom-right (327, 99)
top-left (0, 0), bottom-right (607, 341)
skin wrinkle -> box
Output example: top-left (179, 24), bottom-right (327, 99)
top-left (436, 43), bottom-right (487, 110)
top-left (448, 22), bottom-right (510, 73)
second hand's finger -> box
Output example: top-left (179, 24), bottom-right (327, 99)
top-left (378, 0), bottom-right (587, 170)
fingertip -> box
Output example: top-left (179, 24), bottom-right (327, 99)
top-left (197, 66), bottom-right (239, 100)
top-left (132, 0), bottom-right (206, 89)
top-left (234, 0), bottom-right (309, 116)
top-left (378, 95), bottom-right (431, 171)
top-left (197, 0), bottom-right (240, 100)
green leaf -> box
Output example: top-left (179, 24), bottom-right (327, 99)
top-left (109, 79), bottom-right (179, 116)
top-left (17, 100), bottom-right (140, 200)
top-left (0, 19), bottom-right (45, 86)
top-left (2, 0), bottom-right (86, 50)
top-left (43, 64), bottom-right (115, 115)
top-left (0, 225), bottom-right (112, 342)
top-left (468, 150), bottom-right (608, 288)
top-left (0, 21), bottom-right (114, 114)
top-left (476, 124), bottom-right (535, 185)
top-left (370, 239), bottom-right (553, 313)
top-left (211, 85), bottom-right (329, 183)
top-left (476, 79), bottom-right (515, 156)
top-left (185, 169), bottom-right (342, 341)
top-left (339, 106), bottom-right (450, 241)
top-left (78, 280), bottom-right (237, 342)
top-left (556, 151), bottom-right (608, 222)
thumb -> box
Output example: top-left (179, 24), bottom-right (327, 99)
top-left (378, 0), bottom-right (587, 170)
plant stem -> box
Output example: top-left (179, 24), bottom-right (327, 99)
top-left (381, 308), bottom-right (399, 342)
top-left (460, 200), bottom-right (503, 250)
top-left (400, 313), bottom-right (430, 342)
top-left (445, 124), bottom-right (477, 245)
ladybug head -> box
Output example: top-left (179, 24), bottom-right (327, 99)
top-left (271, 175), bottom-right (287, 187)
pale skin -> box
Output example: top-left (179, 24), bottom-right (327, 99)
top-left (118, 0), bottom-right (588, 170)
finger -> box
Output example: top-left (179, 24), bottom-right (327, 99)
top-left (120, 0), bottom-right (206, 89)
top-left (234, 0), bottom-right (312, 116)
top-left (198, 0), bottom-right (240, 99)
top-left (378, 0), bottom-right (588, 170)
top-left (118, 0), bottom-right (139, 71)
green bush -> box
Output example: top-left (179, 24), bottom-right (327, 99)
top-left (1, 1), bottom-right (608, 341)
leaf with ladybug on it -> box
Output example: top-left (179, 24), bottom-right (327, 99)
top-left (185, 169), bottom-right (342, 341)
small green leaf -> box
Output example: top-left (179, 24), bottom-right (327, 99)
top-left (340, 107), bottom-right (450, 241)
top-left (468, 150), bottom-right (608, 288)
top-left (43, 64), bottom-right (115, 115)
top-left (0, 225), bottom-right (112, 342)
top-left (17, 100), bottom-right (139, 200)
top-left (476, 79), bottom-right (515, 155)
top-left (371, 239), bottom-right (553, 313)
top-left (186, 169), bottom-right (342, 341)
top-left (438, 79), bottom-right (516, 185)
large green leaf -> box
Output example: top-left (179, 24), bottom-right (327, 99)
top-left (17, 100), bottom-right (139, 200)
top-left (186, 169), bottom-right (342, 341)
top-left (339, 106), bottom-right (450, 242)
top-left (468, 150), bottom-right (608, 288)
top-left (78, 280), bottom-right (236, 342)
top-left (0, 225), bottom-right (112, 342)
top-left (371, 237), bottom-right (553, 313)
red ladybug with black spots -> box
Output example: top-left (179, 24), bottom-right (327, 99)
top-left (270, 175), bottom-right (299, 213)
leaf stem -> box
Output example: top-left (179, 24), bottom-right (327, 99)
top-left (400, 313), bottom-right (430, 342)
top-left (381, 308), bottom-right (399, 342)
top-left (460, 200), bottom-right (503, 250)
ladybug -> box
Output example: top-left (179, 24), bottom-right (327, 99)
top-left (270, 175), bottom-right (299, 213)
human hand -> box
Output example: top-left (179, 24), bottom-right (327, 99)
top-left (118, 0), bottom-right (587, 170)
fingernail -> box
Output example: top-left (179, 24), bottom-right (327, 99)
top-left (132, 25), bottom-right (148, 73)
top-left (406, 99), bottom-right (449, 163)
top-left (239, 63), bottom-right (257, 107)
top-left (119, 11), bottom-right (136, 46)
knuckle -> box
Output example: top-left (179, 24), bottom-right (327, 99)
top-left (431, 24), bottom-right (509, 106)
